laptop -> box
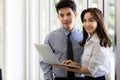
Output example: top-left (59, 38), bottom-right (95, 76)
top-left (34, 44), bottom-right (80, 68)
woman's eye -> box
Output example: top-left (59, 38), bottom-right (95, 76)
top-left (83, 19), bottom-right (86, 22)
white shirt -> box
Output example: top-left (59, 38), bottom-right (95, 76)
top-left (82, 33), bottom-right (111, 77)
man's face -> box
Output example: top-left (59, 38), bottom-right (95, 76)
top-left (57, 7), bottom-right (77, 31)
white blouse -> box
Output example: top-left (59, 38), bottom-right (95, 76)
top-left (82, 33), bottom-right (111, 77)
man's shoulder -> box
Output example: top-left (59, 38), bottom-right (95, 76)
top-left (74, 27), bottom-right (82, 32)
top-left (49, 28), bottom-right (63, 35)
top-left (73, 27), bottom-right (83, 34)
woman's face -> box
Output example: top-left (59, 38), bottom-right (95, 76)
top-left (82, 12), bottom-right (97, 36)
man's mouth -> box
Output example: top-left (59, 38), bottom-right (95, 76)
top-left (63, 22), bottom-right (71, 24)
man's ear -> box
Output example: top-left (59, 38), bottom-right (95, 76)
top-left (57, 15), bottom-right (60, 20)
top-left (74, 11), bottom-right (78, 18)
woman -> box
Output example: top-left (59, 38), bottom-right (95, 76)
top-left (53, 8), bottom-right (112, 80)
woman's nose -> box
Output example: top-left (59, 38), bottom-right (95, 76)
top-left (83, 22), bottom-right (89, 26)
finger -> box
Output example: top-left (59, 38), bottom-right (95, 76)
top-left (62, 60), bottom-right (67, 64)
top-left (64, 60), bottom-right (73, 64)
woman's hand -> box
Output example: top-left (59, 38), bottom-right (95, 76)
top-left (52, 60), bottom-right (82, 73)
top-left (62, 60), bottom-right (82, 67)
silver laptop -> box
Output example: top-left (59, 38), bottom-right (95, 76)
top-left (34, 44), bottom-right (80, 68)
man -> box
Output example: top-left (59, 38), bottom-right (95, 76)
top-left (40, 0), bottom-right (83, 80)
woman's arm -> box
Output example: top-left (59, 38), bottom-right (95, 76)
top-left (53, 60), bottom-right (91, 75)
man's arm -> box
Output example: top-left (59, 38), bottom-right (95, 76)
top-left (40, 60), bottom-right (53, 80)
top-left (39, 35), bottom-right (53, 80)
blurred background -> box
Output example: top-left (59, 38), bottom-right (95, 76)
top-left (0, 0), bottom-right (120, 80)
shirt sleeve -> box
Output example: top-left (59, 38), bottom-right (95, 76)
top-left (40, 60), bottom-right (53, 80)
top-left (88, 43), bottom-right (110, 77)
top-left (39, 35), bottom-right (53, 80)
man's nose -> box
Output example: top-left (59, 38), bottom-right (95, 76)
top-left (63, 16), bottom-right (68, 20)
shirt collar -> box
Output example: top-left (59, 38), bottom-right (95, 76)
top-left (86, 33), bottom-right (100, 44)
top-left (61, 26), bottom-right (76, 36)
top-left (90, 33), bottom-right (99, 42)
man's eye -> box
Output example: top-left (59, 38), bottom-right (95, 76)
top-left (67, 13), bottom-right (71, 16)
top-left (60, 14), bottom-right (64, 17)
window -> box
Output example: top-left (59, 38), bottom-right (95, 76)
top-left (108, 0), bottom-right (115, 80)
top-left (0, 0), bottom-right (3, 68)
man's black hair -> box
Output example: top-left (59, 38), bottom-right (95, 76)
top-left (55, 0), bottom-right (76, 13)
